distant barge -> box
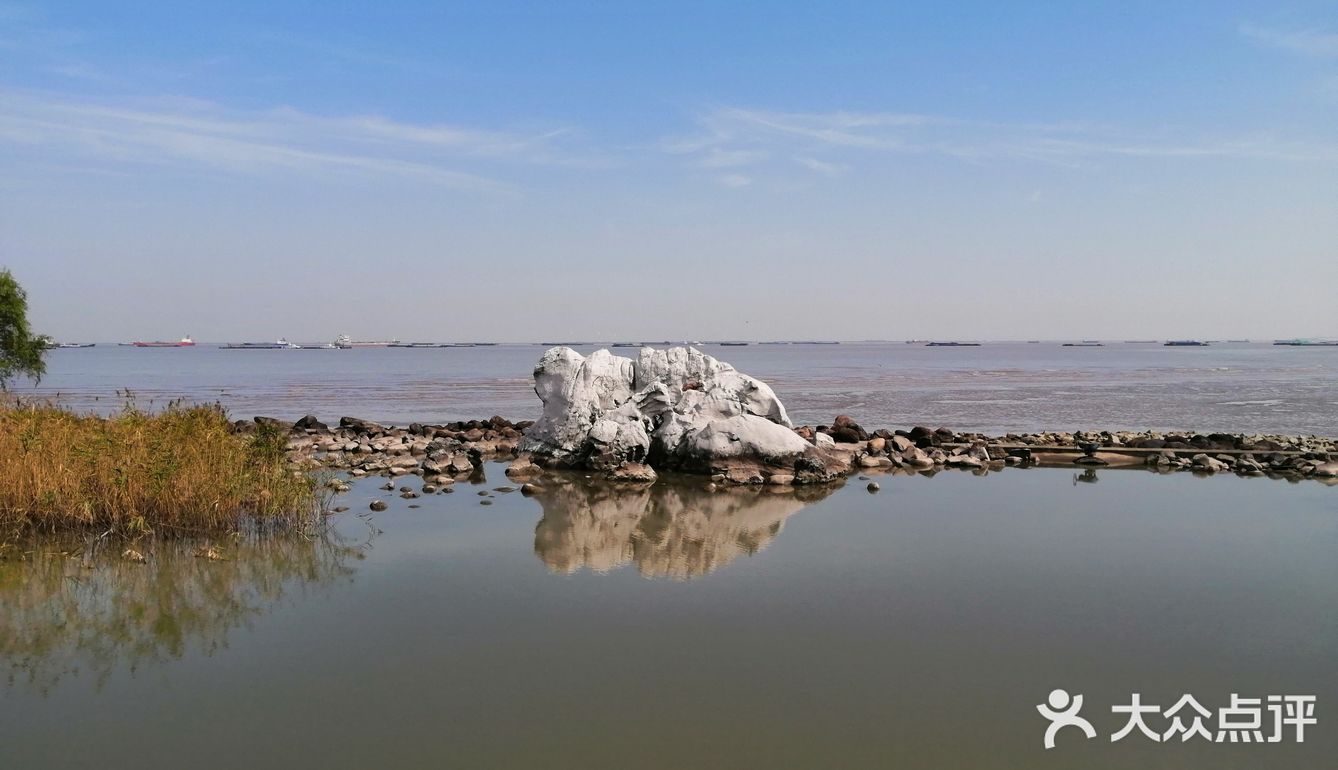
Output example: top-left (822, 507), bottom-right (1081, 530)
top-left (133, 336), bottom-right (195, 348)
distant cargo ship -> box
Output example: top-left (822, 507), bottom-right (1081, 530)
top-left (221, 338), bottom-right (300, 350)
top-left (335, 335), bottom-right (399, 348)
top-left (1274, 339), bottom-right (1338, 346)
top-left (44, 341), bottom-right (96, 349)
top-left (1164, 340), bottom-right (1209, 347)
top-left (133, 336), bottom-right (195, 348)
top-left (1062, 342), bottom-right (1104, 347)
top-left (926, 341), bottom-right (981, 347)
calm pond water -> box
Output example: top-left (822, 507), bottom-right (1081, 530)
top-left (2, 464), bottom-right (1334, 768)
top-left (21, 341), bottom-right (1338, 435)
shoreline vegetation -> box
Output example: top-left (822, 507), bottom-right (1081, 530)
top-left (0, 399), bottom-right (318, 545)
top-left (3, 399), bottom-right (1334, 545)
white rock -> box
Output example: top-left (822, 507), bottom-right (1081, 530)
top-left (521, 345), bottom-right (816, 474)
top-left (522, 347), bottom-right (636, 461)
top-left (689, 414), bottom-right (811, 464)
top-left (587, 402), bottom-right (652, 461)
top-left (634, 346), bottom-right (791, 426)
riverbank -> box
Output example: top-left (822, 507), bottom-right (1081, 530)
top-left (273, 413), bottom-right (1338, 489)
top-left (0, 403), bottom-right (317, 541)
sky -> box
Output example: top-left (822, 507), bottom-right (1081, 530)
top-left (1, 1), bottom-right (1336, 342)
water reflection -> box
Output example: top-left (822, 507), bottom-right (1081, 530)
top-left (532, 478), bottom-right (838, 579)
top-left (0, 529), bottom-right (364, 693)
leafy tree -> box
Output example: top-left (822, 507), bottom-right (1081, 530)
top-left (0, 269), bottom-right (46, 386)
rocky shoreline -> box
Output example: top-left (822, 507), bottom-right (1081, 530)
top-left (263, 414), bottom-right (1338, 489)
top-left (256, 343), bottom-right (1337, 493)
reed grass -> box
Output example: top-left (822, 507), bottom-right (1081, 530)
top-left (0, 400), bottom-right (317, 538)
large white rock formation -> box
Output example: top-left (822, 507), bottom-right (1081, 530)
top-left (520, 346), bottom-right (833, 480)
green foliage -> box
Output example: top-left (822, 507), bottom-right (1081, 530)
top-left (0, 269), bottom-right (46, 387)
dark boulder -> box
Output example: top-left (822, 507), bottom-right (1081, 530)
top-left (828, 414), bottom-right (868, 443)
top-left (907, 426), bottom-right (936, 446)
top-left (253, 416), bottom-right (289, 431)
top-left (294, 414), bottom-right (327, 431)
top-left (340, 416), bottom-right (385, 435)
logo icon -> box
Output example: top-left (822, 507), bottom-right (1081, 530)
top-left (1038, 688), bottom-right (1097, 749)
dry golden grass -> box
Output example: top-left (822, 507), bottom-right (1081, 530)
top-left (0, 401), bottom-right (317, 537)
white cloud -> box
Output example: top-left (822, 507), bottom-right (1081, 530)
top-left (717, 174), bottom-right (752, 188)
top-left (0, 90), bottom-right (586, 191)
top-left (696, 147), bottom-right (769, 168)
top-left (1241, 23), bottom-right (1338, 58)
top-left (666, 106), bottom-right (1338, 176)
top-left (795, 156), bottom-right (847, 177)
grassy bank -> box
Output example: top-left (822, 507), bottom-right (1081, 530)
top-left (0, 401), bottom-right (317, 538)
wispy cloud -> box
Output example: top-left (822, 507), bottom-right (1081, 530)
top-left (716, 173), bottom-right (752, 188)
top-left (795, 156), bottom-right (847, 177)
top-left (695, 147), bottom-right (769, 168)
top-left (1241, 23), bottom-right (1338, 58)
top-left (0, 90), bottom-right (587, 191)
top-left (664, 106), bottom-right (1338, 180)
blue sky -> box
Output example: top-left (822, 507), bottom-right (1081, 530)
top-left (1, 1), bottom-right (1335, 341)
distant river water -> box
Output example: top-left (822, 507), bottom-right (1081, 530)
top-left (21, 341), bottom-right (1338, 435)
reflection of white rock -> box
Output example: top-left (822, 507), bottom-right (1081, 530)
top-left (532, 479), bottom-right (834, 578)
top-left (520, 346), bottom-right (841, 480)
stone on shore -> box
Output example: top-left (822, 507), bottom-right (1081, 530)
top-left (519, 345), bottom-right (846, 484)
